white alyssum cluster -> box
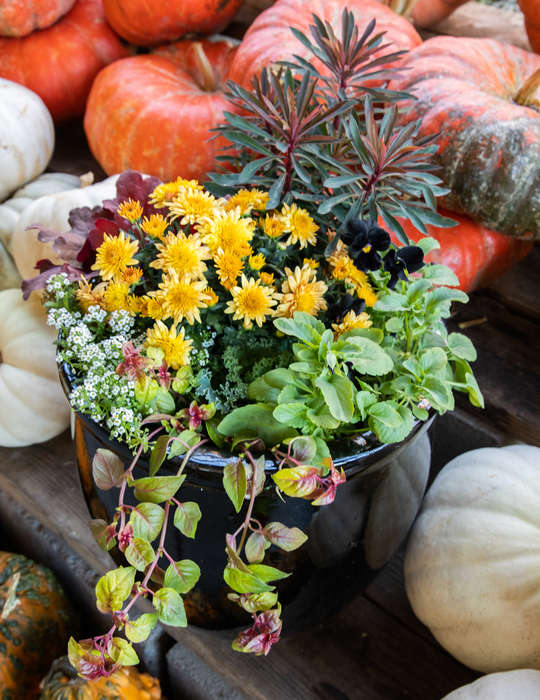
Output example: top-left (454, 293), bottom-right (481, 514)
top-left (108, 309), bottom-right (135, 335)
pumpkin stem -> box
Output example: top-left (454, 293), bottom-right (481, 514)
top-left (192, 42), bottom-right (217, 93)
top-left (515, 67), bottom-right (540, 110)
top-left (380, 0), bottom-right (418, 18)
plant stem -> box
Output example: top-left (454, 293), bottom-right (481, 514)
top-left (237, 451), bottom-right (260, 554)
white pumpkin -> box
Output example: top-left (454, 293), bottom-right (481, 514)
top-left (12, 174), bottom-right (119, 280)
top-left (0, 288), bottom-right (70, 447)
top-left (0, 172), bottom-right (84, 250)
top-left (0, 240), bottom-right (20, 290)
top-left (405, 444), bottom-right (540, 673)
top-left (442, 670), bottom-right (540, 699)
top-left (0, 79), bottom-right (54, 201)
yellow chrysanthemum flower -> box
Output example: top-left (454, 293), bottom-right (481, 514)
top-left (332, 311), bottom-right (372, 337)
top-left (353, 277), bottom-right (378, 308)
top-left (121, 267), bottom-right (143, 285)
top-left (139, 294), bottom-right (165, 320)
top-left (225, 275), bottom-right (277, 329)
top-left (146, 321), bottom-right (193, 369)
top-left (280, 203), bottom-right (318, 248)
top-left (168, 188), bottom-right (221, 225)
top-left (225, 189), bottom-right (269, 215)
top-left (157, 270), bottom-right (211, 325)
top-left (214, 248), bottom-right (244, 291)
top-left (126, 295), bottom-right (144, 315)
top-left (117, 198), bottom-right (144, 223)
top-left (150, 232), bottom-right (210, 279)
top-left (275, 265), bottom-right (328, 318)
top-left (149, 179), bottom-right (203, 208)
top-left (259, 272), bottom-right (275, 286)
top-left (102, 281), bottom-right (131, 312)
top-left (92, 232), bottom-right (139, 281)
top-left (204, 287), bottom-right (219, 307)
top-left (76, 278), bottom-right (105, 313)
top-left (248, 253), bottom-right (266, 271)
top-left (198, 208), bottom-right (254, 257)
top-left (303, 257), bottom-right (319, 269)
top-left (141, 214), bottom-right (168, 240)
top-left (261, 213), bottom-right (287, 239)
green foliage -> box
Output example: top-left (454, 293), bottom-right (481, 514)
top-left (209, 10), bottom-right (453, 242)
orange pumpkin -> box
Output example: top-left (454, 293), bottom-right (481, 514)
top-left (387, 210), bottom-right (533, 293)
top-left (519, 0), bottom-right (540, 53)
top-left (389, 37), bottom-right (540, 239)
top-left (39, 656), bottom-right (162, 700)
top-left (0, 0), bottom-right (129, 122)
top-left (103, 0), bottom-right (243, 46)
top-left (84, 37), bottom-right (238, 182)
top-left (0, 0), bottom-right (75, 37)
top-left (0, 553), bottom-right (73, 698)
top-left (227, 0), bottom-right (421, 89)
top-left (380, 0), bottom-right (468, 28)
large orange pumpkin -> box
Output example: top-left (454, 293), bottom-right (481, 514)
top-left (84, 37), bottom-right (238, 182)
top-left (389, 37), bottom-right (540, 240)
top-left (103, 0), bottom-right (243, 46)
top-left (0, 0), bottom-right (75, 37)
top-left (519, 0), bottom-right (540, 53)
top-left (0, 0), bottom-right (129, 122)
top-left (39, 656), bottom-right (162, 699)
top-left (387, 210), bottom-right (533, 293)
top-left (0, 553), bottom-right (73, 698)
top-left (227, 0), bottom-right (421, 89)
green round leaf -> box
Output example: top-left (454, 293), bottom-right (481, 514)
top-left (130, 503), bottom-right (164, 542)
top-left (125, 537), bottom-right (155, 572)
top-left (152, 587), bottom-right (187, 627)
top-left (164, 559), bottom-right (201, 594)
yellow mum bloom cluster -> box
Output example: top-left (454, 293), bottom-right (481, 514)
top-left (83, 178), bottom-right (380, 362)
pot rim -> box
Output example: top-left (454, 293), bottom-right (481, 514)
top-left (59, 361), bottom-right (433, 476)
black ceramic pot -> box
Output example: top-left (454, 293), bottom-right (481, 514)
top-left (60, 365), bottom-right (433, 633)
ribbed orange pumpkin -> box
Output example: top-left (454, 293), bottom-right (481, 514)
top-left (0, 553), bottom-right (73, 698)
top-left (387, 210), bottom-right (533, 293)
top-left (227, 0), bottom-right (421, 89)
top-left (0, 0), bottom-right (129, 122)
top-left (0, 0), bottom-right (75, 37)
top-left (389, 37), bottom-right (540, 239)
top-left (39, 657), bottom-right (162, 700)
top-left (103, 0), bottom-right (243, 46)
top-left (519, 0), bottom-right (540, 53)
top-left (84, 37), bottom-right (238, 182)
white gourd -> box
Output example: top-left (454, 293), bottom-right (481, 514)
top-left (442, 669), bottom-right (540, 699)
top-left (0, 240), bottom-right (20, 291)
top-left (0, 288), bottom-right (70, 447)
top-left (405, 444), bottom-right (540, 673)
top-left (0, 79), bottom-right (54, 201)
top-left (12, 175), bottom-right (119, 280)
top-left (0, 172), bottom-right (83, 250)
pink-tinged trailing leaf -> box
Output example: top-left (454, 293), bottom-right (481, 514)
top-left (148, 434), bottom-right (170, 477)
top-left (223, 459), bottom-right (247, 513)
top-left (68, 638), bottom-right (116, 680)
top-left (89, 519), bottom-right (117, 551)
top-left (272, 465), bottom-right (321, 499)
top-left (132, 475), bottom-right (185, 504)
top-left (116, 341), bottom-right (148, 381)
top-left (125, 537), bottom-right (155, 571)
top-left (108, 637), bottom-right (139, 666)
top-left (223, 566), bottom-right (274, 594)
top-left (164, 559), bottom-right (201, 594)
top-left (245, 531), bottom-right (269, 563)
top-left (117, 523), bottom-right (134, 553)
top-left (173, 501), bottom-right (202, 539)
top-left (289, 435), bottom-right (318, 464)
top-left (232, 608), bottom-right (283, 656)
top-left (245, 455), bottom-right (266, 498)
top-left (264, 522), bottom-right (308, 551)
top-left (227, 591), bottom-right (278, 614)
top-left (92, 448), bottom-right (125, 490)
top-left (311, 467), bottom-right (346, 506)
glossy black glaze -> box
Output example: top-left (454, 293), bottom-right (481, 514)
top-left (61, 364), bottom-right (433, 632)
